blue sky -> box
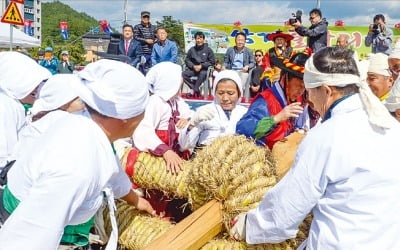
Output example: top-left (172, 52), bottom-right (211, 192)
top-left (49, 0), bottom-right (400, 31)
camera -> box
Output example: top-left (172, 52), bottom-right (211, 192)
top-left (289, 10), bottom-right (303, 25)
top-left (372, 24), bottom-right (380, 34)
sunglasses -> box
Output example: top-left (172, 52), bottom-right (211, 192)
top-left (255, 54), bottom-right (263, 57)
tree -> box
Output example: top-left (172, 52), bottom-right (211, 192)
top-left (28, 1), bottom-right (101, 65)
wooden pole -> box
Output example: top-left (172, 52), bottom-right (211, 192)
top-left (145, 200), bottom-right (223, 250)
top-left (9, 24), bottom-right (13, 51)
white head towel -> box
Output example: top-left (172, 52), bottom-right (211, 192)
top-left (72, 59), bottom-right (149, 119)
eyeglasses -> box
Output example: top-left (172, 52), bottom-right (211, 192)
top-left (255, 54), bottom-right (263, 57)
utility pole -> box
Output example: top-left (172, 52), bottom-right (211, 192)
top-left (123, 0), bottom-right (128, 24)
top-left (316, 0), bottom-right (320, 8)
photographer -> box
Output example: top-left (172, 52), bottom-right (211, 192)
top-left (291, 8), bottom-right (328, 53)
top-left (365, 14), bottom-right (393, 55)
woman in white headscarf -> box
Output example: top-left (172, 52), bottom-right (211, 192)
top-left (133, 62), bottom-right (192, 174)
top-left (132, 62), bottom-right (192, 222)
top-left (229, 47), bottom-right (400, 249)
top-left (0, 59), bottom-right (155, 250)
top-left (8, 74), bottom-right (86, 163)
top-left (179, 70), bottom-right (248, 151)
top-left (0, 52), bottom-right (51, 169)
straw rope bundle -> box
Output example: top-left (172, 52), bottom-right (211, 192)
top-left (271, 132), bottom-right (305, 179)
top-left (103, 201), bottom-right (173, 250)
top-left (186, 135), bottom-right (277, 229)
top-left (200, 238), bottom-right (247, 250)
top-left (132, 152), bottom-right (191, 198)
top-left (116, 135), bottom-right (311, 249)
top-left (200, 237), bottom-right (295, 250)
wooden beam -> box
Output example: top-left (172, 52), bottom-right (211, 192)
top-left (145, 200), bottom-right (223, 250)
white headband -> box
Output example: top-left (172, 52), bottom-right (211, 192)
top-left (304, 56), bottom-right (361, 89)
top-left (368, 53), bottom-right (391, 77)
top-left (304, 54), bottom-right (396, 129)
top-left (389, 40), bottom-right (400, 60)
top-left (72, 59), bottom-right (148, 119)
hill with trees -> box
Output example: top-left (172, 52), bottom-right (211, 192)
top-left (31, 1), bottom-right (185, 65)
top-left (35, 1), bottom-right (99, 64)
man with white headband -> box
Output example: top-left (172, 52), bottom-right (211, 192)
top-left (385, 83), bottom-right (400, 122)
top-left (388, 40), bottom-right (400, 82)
top-left (230, 47), bottom-right (400, 249)
top-left (0, 59), bottom-right (155, 249)
top-left (0, 52), bottom-right (51, 170)
top-left (366, 53), bottom-right (394, 102)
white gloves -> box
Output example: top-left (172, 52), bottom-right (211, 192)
top-left (190, 104), bottom-right (215, 126)
top-left (229, 213), bottom-right (247, 241)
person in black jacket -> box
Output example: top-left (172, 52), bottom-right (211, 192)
top-left (182, 32), bottom-right (215, 97)
top-left (134, 11), bottom-right (157, 73)
top-left (291, 8), bottom-right (328, 53)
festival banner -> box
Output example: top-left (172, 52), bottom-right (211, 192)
top-left (59, 21), bottom-right (69, 40)
top-left (183, 22), bottom-right (400, 60)
top-left (99, 20), bottom-right (113, 35)
top-left (23, 19), bottom-right (33, 36)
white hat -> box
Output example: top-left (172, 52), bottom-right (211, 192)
top-left (0, 51), bottom-right (51, 99)
top-left (213, 70), bottom-right (243, 100)
top-left (30, 74), bottom-right (79, 115)
top-left (385, 78), bottom-right (400, 112)
top-left (368, 53), bottom-right (391, 77)
top-left (388, 40), bottom-right (400, 60)
top-left (146, 62), bottom-right (182, 101)
top-left (72, 59), bottom-right (149, 119)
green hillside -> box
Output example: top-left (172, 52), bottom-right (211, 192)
top-left (35, 0), bottom-right (100, 64)
top-left (33, 1), bottom-right (184, 64)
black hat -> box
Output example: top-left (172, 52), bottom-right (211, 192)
top-left (271, 51), bottom-right (311, 79)
top-left (141, 11), bottom-right (150, 17)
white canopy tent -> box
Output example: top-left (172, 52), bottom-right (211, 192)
top-left (0, 22), bottom-right (40, 48)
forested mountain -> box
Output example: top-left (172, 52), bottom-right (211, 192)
top-left (34, 1), bottom-right (99, 64)
top-left (33, 1), bottom-right (184, 64)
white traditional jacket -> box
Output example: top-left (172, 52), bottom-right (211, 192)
top-left (179, 103), bottom-right (247, 150)
top-left (0, 92), bottom-right (26, 169)
top-left (133, 95), bottom-right (192, 152)
top-left (0, 112), bottom-right (131, 249)
top-left (246, 94), bottom-right (400, 249)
